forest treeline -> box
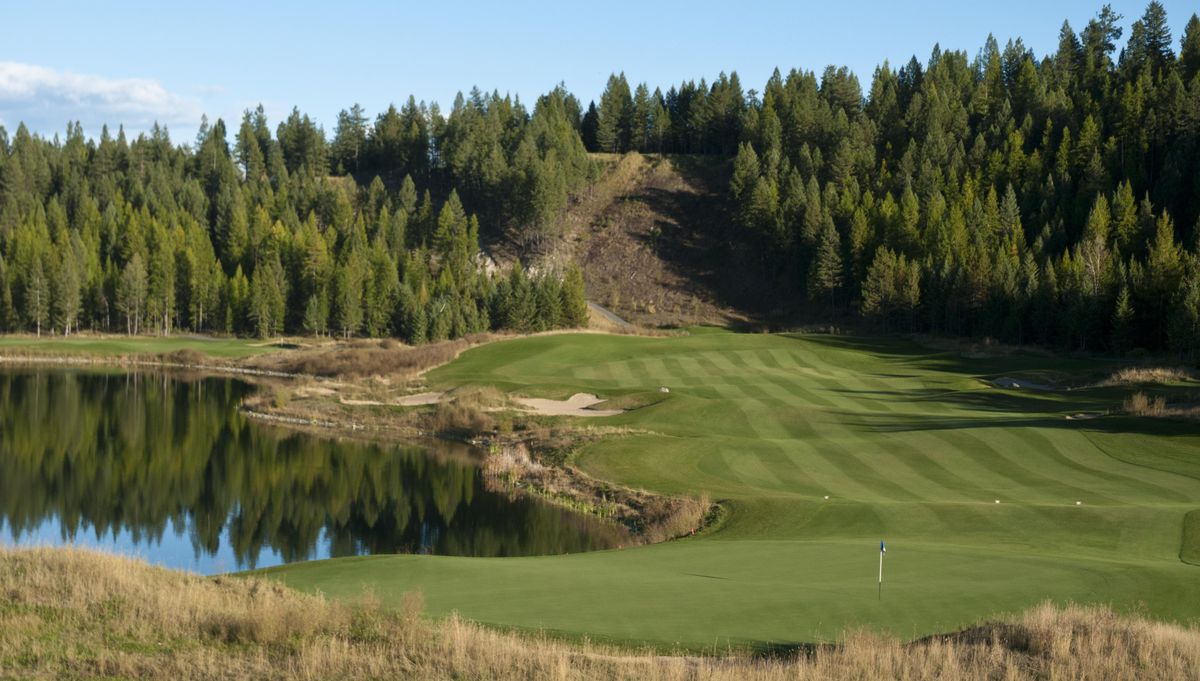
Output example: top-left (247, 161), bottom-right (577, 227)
top-left (0, 2), bottom-right (1198, 356)
top-left (585, 3), bottom-right (1200, 357)
top-left (0, 88), bottom-right (590, 342)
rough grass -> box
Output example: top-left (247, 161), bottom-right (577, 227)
top-left (1184, 511), bottom-right (1200, 566)
top-left (1124, 390), bottom-right (1200, 420)
top-left (3, 547), bottom-right (1198, 680)
top-left (1125, 390), bottom-right (1170, 416)
top-left (246, 336), bottom-right (476, 379)
top-left (428, 387), bottom-right (501, 435)
top-left (481, 441), bottom-right (709, 541)
top-left (1099, 366), bottom-right (1196, 387)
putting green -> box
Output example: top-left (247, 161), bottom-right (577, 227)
top-left (263, 331), bottom-right (1200, 647)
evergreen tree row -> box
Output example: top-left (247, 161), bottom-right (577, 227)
top-left (0, 2), bottom-right (1197, 358)
top-left (574, 4), bottom-right (1200, 359)
top-left (0, 95), bottom-right (588, 341)
top-left (718, 2), bottom-right (1200, 357)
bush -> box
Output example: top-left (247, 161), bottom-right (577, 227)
top-left (1124, 391), bottom-right (1167, 416)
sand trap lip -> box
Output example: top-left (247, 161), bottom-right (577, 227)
top-left (394, 391), bottom-right (445, 406)
top-left (340, 391), bottom-right (445, 407)
top-left (1066, 413), bottom-right (1102, 420)
top-left (513, 393), bottom-right (622, 417)
top-left (993, 377), bottom-right (1055, 390)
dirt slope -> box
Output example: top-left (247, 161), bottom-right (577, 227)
top-left (540, 153), bottom-right (771, 328)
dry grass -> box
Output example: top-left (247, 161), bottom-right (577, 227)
top-left (1123, 391), bottom-right (1200, 420)
top-left (2, 547), bottom-right (1198, 680)
top-left (481, 441), bottom-right (710, 542)
top-left (1125, 391), bottom-right (1170, 416)
top-left (1098, 366), bottom-right (1196, 387)
top-left (427, 387), bottom-right (504, 435)
top-left (246, 336), bottom-right (480, 380)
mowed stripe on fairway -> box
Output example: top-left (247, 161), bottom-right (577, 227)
top-left (262, 330), bottom-right (1200, 646)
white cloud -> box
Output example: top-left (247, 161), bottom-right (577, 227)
top-left (0, 61), bottom-right (203, 136)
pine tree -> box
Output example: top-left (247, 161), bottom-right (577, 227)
top-left (303, 292), bottom-right (329, 336)
top-left (631, 83), bottom-right (652, 152)
top-left (116, 254), bottom-right (147, 335)
top-left (52, 249), bottom-right (82, 335)
top-left (332, 103), bottom-right (368, 174)
top-left (1112, 283), bottom-right (1135, 353)
top-left (1079, 194), bottom-right (1111, 298)
top-left (861, 248), bottom-right (897, 325)
top-left (1169, 265), bottom-right (1200, 359)
top-left (809, 219), bottom-right (844, 317)
top-left (249, 256), bottom-right (287, 339)
top-left (580, 101), bottom-right (600, 152)
top-left (560, 264), bottom-right (589, 327)
top-left (25, 257), bottom-right (49, 337)
top-left (1181, 14), bottom-right (1200, 83)
top-left (1141, 2), bottom-right (1175, 73)
top-left (333, 262), bottom-right (363, 338)
top-left (596, 73), bottom-right (633, 152)
top-left (730, 143), bottom-right (760, 201)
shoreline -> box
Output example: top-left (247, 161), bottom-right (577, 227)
top-left (0, 343), bottom-right (715, 547)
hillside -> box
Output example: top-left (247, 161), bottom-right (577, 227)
top-left (533, 153), bottom-right (779, 329)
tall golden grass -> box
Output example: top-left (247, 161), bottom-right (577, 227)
top-left (245, 336), bottom-right (477, 379)
top-left (1099, 366), bottom-right (1195, 387)
top-left (1123, 390), bottom-right (1200, 420)
top-left (2, 547), bottom-right (1197, 680)
top-left (1125, 390), bottom-right (1170, 416)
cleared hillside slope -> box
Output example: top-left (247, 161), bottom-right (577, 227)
top-left (536, 153), bottom-right (782, 328)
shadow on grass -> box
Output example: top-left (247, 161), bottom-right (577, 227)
top-left (782, 333), bottom-right (1200, 426)
top-left (747, 640), bottom-right (831, 661)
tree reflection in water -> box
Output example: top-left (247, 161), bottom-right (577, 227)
top-left (0, 370), bottom-right (626, 572)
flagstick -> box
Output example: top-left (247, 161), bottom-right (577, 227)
top-left (878, 548), bottom-right (883, 601)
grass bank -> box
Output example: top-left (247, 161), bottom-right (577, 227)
top-left (3, 547), bottom-right (1198, 680)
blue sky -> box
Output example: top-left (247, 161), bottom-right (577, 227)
top-left (1, 1), bottom-right (1196, 141)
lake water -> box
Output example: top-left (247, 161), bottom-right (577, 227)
top-left (0, 369), bottom-right (625, 573)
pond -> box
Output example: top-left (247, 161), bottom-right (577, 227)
top-left (0, 369), bottom-right (626, 573)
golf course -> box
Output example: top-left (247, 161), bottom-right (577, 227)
top-left (262, 329), bottom-right (1200, 648)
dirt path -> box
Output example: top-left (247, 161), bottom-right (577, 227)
top-left (587, 301), bottom-right (632, 328)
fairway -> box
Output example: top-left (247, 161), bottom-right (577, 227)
top-left (265, 331), bottom-right (1200, 647)
top-left (0, 335), bottom-right (281, 359)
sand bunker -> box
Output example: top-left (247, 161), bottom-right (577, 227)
top-left (394, 391), bottom-right (445, 406)
top-left (993, 377), bottom-right (1055, 390)
top-left (337, 390), bottom-right (620, 416)
top-left (513, 393), bottom-right (622, 417)
top-left (340, 391), bottom-right (445, 407)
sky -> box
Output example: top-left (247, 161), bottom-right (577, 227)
top-left (1, 0), bottom-right (1197, 141)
